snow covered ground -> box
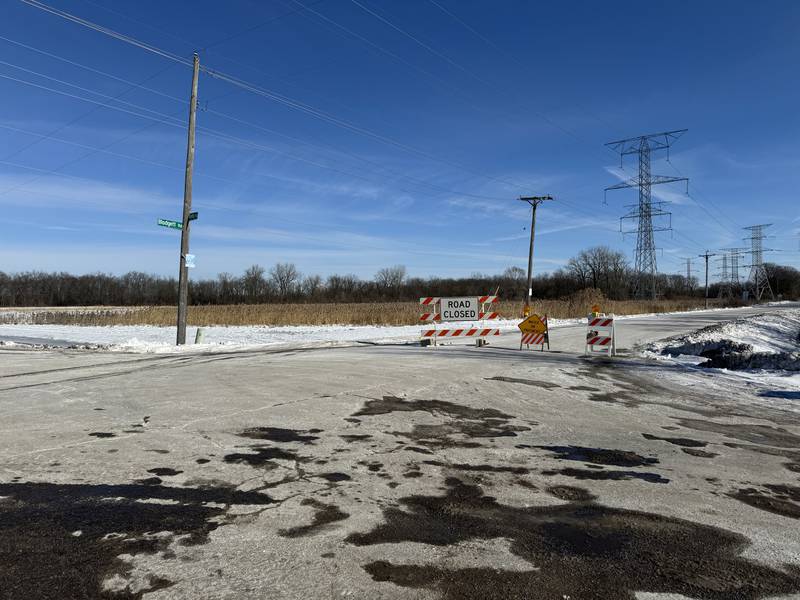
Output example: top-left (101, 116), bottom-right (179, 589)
top-left (0, 318), bottom-right (536, 353)
top-left (0, 303), bottom-right (793, 355)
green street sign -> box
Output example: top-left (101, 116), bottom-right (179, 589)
top-left (157, 218), bottom-right (182, 230)
top-left (188, 211), bottom-right (198, 221)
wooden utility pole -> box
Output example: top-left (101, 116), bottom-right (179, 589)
top-left (518, 195), bottom-right (553, 316)
top-left (176, 53), bottom-right (199, 345)
top-left (698, 250), bottom-right (716, 310)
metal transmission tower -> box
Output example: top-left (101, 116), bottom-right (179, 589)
top-left (683, 257), bottom-right (694, 294)
top-left (719, 248), bottom-right (745, 298)
top-left (605, 130), bottom-right (689, 299)
top-left (717, 253), bottom-right (731, 299)
top-left (744, 225), bottom-right (774, 301)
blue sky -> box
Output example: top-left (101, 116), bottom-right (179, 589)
top-left (1, 0), bottom-right (799, 282)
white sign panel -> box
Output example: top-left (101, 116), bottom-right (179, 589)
top-left (185, 254), bottom-right (196, 269)
top-left (440, 297), bottom-right (479, 321)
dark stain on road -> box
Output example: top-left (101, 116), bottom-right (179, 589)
top-left (195, 458), bottom-right (210, 464)
top-left (541, 467), bottom-right (669, 484)
top-left (317, 472), bottom-right (351, 482)
top-left (405, 446), bottom-right (434, 455)
top-left (642, 433), bottom-right (708, 447)
top-left (88, 432), bottom-right (115, 438)
top-left (682, 448), bottom-right (719, 458)
top-left (134, 477), bottom-right (162, 486)
top-left (0, 481), bottom-right (273, 600)
top-left (340, 434), bottom-right (372, 442)
top-left (278, 499), bottom-right (349, 538)
top-left (423, 460), bottom-right (529, 475)
top-left (147, 468), bottom-right (182, 477)
top-left (355, 396), bottom-right (529, 449)
top-left (237, 427), bottom-right (321, 444)
top-left (677, 419), bottom-right (800, 447)
top-left (534, 445), bottom-right (658, 467)
top-left (348, 478), bottom-right (800, 599)
top-left (223, 446), bottom-right (302, 468)
top-left (568, 385), bottom-right (600, 392)
top-left (359, 461), bottom-right (383, 472)
top-left (485, 376), bottom-right (561, 389)
top-left (730, 484), bottom-right (800, 519)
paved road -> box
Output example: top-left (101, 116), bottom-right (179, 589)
top-left (1, 304), bottom-right (799, 600)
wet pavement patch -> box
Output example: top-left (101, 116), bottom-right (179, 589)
top-left (0, 481), bottom-right (273, 600)
top-left (354, 396), bottom-right (529, 449)
top-left (340, 434), bottom-right (372, 442)
top-left (485, 376), bottom-right (561, 389)
top-left (730, 484), bottom-right (800, 519)
top-left (147, 468), bottom-right (183, 477)
top-left (134, 477), bottom-right (162, 486)
top-left (88, 432), bottom-right (115, 438)
top-left (681, 448), bottom-right (718, 458)
top-left (223, 446), bottom-right (302, 468)
top-left (347, 478), bottom-right (800, 599)
top-left (541, 467), bottom-right (669, 484)
top-left (317, 472), bottom-right (351, 482)
top-left (423, 460), bottom-right (529, 475)
top-left (534, 445), bottom-right (658, 467)
top-left (278, 498), bottom-right (349, 538)
top-left (642, 433), bottom-right (708, 447)
top-left (237, 427), bottom-right (320, 444)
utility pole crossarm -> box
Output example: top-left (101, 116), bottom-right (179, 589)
top-left (605, 175), bottom-right (688, 192)
top-left (605, 129), bottom-right (688, 155)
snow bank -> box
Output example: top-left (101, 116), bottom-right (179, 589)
top-left (645, 310), bottom-right (800, 371)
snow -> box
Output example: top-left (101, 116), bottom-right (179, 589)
top-left (0, 319), bottom-right (529, 354)
top-left (643, 309), bottom-right (800, 394)
top-left (648, 310), bottom-right (800, 356)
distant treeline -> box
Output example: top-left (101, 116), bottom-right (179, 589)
top-left (2, 246), bottom-right (798, 306)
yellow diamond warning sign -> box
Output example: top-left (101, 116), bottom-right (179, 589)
top-left (518, 314), bottom-right (547, 334)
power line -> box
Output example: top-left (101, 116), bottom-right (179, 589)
top-left (16, 0), bottom-right (585, 198)
top-left (0, 41), bottom-right (524, 203)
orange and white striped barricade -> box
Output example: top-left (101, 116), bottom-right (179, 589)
top-left (518, 314), bottom-right (549, 351)
top-left (585, 314), bottom-right (615, 357)
top-left (420, 295), bottom-right (501, 347)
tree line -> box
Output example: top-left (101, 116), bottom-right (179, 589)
top-left (1, 246), bottom-right (797, 306)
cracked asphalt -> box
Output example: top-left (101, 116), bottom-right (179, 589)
top-left (1, 304), bottom-right (800, 599)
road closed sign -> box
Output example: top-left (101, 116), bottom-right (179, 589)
top-left (440, 297), bottom-right (479, 321)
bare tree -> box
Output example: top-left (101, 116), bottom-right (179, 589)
top-left (270, 262), bottom-right (300, 300)
top-left (241, 265), bottom-right (267, 302)
top-left (374, 265), bottom-right (406, 296)
top-left (302, 274), bottom-right (323, 299)
top-left (503, 266), bottom-right (525, 281)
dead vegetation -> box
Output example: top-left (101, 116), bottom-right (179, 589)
top-left (0, 296), bottom-right (722, 327)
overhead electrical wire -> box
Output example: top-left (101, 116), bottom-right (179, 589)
top-left (14, 0), bottom-right (750, 262)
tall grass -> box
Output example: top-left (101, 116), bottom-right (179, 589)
top-left (0, 297), bottom-right (730, 327)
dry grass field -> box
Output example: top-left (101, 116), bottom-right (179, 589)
top-left (0, 297), bottom-right (728, 327)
